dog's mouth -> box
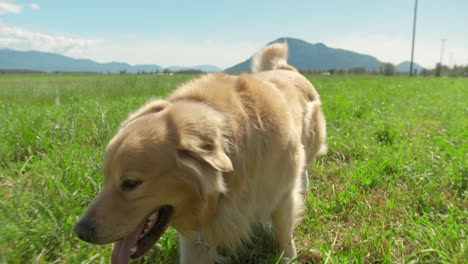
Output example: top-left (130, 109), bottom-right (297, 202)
top-left (111, 205), bottom-right (173, 264)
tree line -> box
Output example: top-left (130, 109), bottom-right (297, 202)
top-left (300, 63), bottom-right (468, 77)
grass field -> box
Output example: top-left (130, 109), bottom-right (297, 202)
top-left (0, 74), bottom-right (466, 264)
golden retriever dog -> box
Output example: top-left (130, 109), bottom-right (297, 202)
top-left (74, 43), bottom-right (327, 264)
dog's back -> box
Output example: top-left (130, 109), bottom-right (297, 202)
top-left (251, 43), bottom-right (327, 165)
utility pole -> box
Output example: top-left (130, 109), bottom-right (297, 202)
top-left (439, 39), bottom-right (446, 76)
top-left (440, 39), bottom-right (446, 66)
top-left (409, 0), bottom-right (418, 77)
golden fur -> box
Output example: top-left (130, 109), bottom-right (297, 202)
top-left (75, 43), bottom-right (327, 263)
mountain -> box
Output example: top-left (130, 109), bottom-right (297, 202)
top-left (226, 37), bottom-right (384, 73)
top-left (0, 49), bottom-right (220, 73)
top-left (0, 44), bottom-right (423, 74)
top-left (0, 49), bottom-right (163, 73)
top-left (396, 61), bottom-right (425, 73)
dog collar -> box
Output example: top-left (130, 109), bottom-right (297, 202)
top-left (194, 232), bottom-right (210, 252)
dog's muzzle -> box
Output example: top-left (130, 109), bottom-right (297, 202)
top-left (74, 219), bottom-right (98, 243)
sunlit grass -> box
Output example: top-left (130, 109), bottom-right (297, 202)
top-left (0, 74), bottom-right (466, 263)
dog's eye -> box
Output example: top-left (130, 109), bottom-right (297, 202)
top-left (121, 179), bottom-right (143, 192)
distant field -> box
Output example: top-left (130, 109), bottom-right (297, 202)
top-left (0, 74), bottom-right (466, 263)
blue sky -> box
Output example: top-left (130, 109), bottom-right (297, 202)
top-left (0, 0), bottom-right (467, 68)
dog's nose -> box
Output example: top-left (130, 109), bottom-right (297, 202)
top-left (74, 219), bottom-right (97, 243)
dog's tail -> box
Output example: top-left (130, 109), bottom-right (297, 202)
top-left (251, 43), bottom-right (297, 73)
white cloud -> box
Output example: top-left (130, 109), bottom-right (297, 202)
top-left (0, 21), bottom-right (257, 68)
top-left (29, 3), bottom-right (39, 10)
top-left (0, 1), bottom-right (22, 15)
top-left (0, 1), bottom-right (255, 69)
top-left (0, 1), bottom-right (95, 58)
top-left (0, 23), bottom-right (100, 57)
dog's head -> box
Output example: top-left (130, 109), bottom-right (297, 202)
top-left (74, 100), bottom-right (232, 264)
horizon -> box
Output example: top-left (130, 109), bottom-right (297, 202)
top-left (0, 1), bottom-right (467, 69)
top-left (0, 38), bottom-right (429, 71)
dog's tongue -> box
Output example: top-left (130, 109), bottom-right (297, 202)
top-left (111, 223), bottom-right (144, 264)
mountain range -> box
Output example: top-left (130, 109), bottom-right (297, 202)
top-left (225, 37), bottom-right (424, 73)
top-left (0, 37), bottom-right (424, 74)
top-left (0, 49), bottom-right (222, 73)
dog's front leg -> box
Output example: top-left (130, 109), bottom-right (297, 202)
top-left (272, 193), bottom-right (300, 262)
top-left (179, 233), bottom-right (217, 264)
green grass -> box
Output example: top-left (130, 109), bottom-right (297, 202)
top-left (0, 74), bottom-right (466, 263)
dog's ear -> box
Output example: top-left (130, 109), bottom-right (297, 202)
top-left (170, 102), bottom-right (233, 173)
top-left (175, 140), bottom-right (230, 198)
top-left (176, 132), bottom-right (233, 172)
top-left (120, 99), bottom-right (170, 129)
